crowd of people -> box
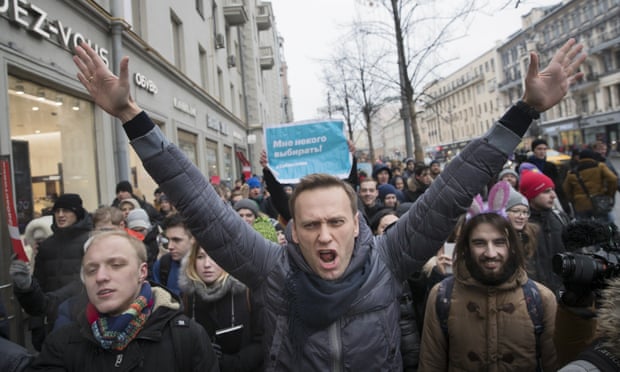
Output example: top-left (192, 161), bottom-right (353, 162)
top-left (1, 37), bottom-right (619, 372)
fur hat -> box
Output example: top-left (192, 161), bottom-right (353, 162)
top-left (519, 170), bottom-right (555, 200)
top-left (115, 180), bottom-right (133, 194)
top-left (506, 188), bottom-right (529, 211)
top-left (24, 215), bottom-right (53, 245)
top-left (126, 208), bottom-right (151, 230)
top-left (233, 198), bottom-right (260, 217)
top-left (52, 193), bottom-right (86, 220)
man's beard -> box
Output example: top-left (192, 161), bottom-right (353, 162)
top-left (466, 254), bottom-right (518, 286)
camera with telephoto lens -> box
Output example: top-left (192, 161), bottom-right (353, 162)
top-left (552, 248), bottom-right (620, 289)
top-left (553, 220), bottom-right (620, 290)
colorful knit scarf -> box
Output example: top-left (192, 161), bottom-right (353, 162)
top-left (87, 282), bottom-right (154, 351)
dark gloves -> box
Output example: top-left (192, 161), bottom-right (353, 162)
top-left (10, 260), bottom-right (32, 290)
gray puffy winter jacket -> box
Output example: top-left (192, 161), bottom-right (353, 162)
top-left (127, 106), bottom-right (529, 371)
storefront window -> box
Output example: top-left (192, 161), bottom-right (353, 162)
top-left (223, 145), bottom-right (233, 182)
top-left (206, 139), bottom-right (219, 178)
top-left (178, 129), bottom-right (198, 165)
top-left (8, 75), bottom-right (97, 221)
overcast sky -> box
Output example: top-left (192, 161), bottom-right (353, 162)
top-left (269, 0), bottom-right (563, 121)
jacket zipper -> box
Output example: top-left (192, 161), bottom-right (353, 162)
top-left (328, 320), bottom-right (343, 372)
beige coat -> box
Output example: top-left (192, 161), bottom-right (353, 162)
top-left (419, 260), bottom-right (557, 371)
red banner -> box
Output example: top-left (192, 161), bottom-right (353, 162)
top-left (1, 156), bottom-right (28, 262)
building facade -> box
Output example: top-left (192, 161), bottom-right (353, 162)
top-left (0, 0), bottom-right (288, 226)
top-left (377, 0), bottom-right (620, 162)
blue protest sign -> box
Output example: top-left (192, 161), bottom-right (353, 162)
top-left (264, 120), bottom-right (351, 183)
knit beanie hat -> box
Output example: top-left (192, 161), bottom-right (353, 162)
top-left (115, 180), bottom-right (133, 194)
top-left (498, 168), bottom-right (519, 181)
top-left (52, 193), bottom-right (86, 220)
top-left (378, 183), bottom-right (398, 201)
top-left (234, 198), bottom-right (260, 217)
top-left (126, 208), bottom-right (152, 230)
top-left (505, 188), bottom-right (529, 211)
top-left (246, 177), bottom-right (261, 189)
top-left (519, 170), bottom-right (555, 200)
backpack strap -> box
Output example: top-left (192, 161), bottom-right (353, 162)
top-left (170, 314), bottom-right (192, 372)
top-left (435, 275), bottom-right (455, 339)
top-left (522, 279), bottom-right (544, 372)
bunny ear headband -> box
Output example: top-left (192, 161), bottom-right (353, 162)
top-left (466, 181), bottom-right (511, 220)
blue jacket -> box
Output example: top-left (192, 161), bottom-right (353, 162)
top-left (125, 105), bottom-right (531, 371)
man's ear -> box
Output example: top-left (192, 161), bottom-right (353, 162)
top-left (291, 219), bottom-right (299, 244)
top-left (138, 262), bottom-right (148, 282)
top-left (353, 212), bottom-right (359, 237)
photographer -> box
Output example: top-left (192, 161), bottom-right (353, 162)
top-left (553, 220), bottom-right (620, 370)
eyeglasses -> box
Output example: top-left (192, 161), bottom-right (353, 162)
top-left (507, 208), bottom-right (530, 217)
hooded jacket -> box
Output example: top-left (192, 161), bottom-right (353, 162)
top-left (419, 259), bottom-right (558, 371)
top-left (26, 286), bottom-right (218, 372)
top-left (124, 104), bottom-right (531, 371)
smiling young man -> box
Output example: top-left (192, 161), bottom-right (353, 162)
top-left (73, 38), bottom-right (585, 370)
top-left (419, 212), bottom-right (558, 371)
top-left (27, 231), bottom-right (217, 371)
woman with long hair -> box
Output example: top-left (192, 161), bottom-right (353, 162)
top-left (179, 244), bottom-right (263, 372)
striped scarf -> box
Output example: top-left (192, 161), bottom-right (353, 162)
top-left (87, 282), bottom-right (154, 351)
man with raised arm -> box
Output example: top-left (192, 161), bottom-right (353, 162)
top-left (73, 39), bottom-right (585, 370)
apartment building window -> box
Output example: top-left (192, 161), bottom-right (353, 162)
top-left (585, 6), bottom-right (594, 21)
top-left (580, 95), bottom-right (589, 114)
top-left (217, 67), bottom-right (224, 102)
top-left (171, 10), bottom-right (185, 72)
top-left (230, 84), bottom-right (236, 115)
top-left (199, 44), bottom-right (208, 89)
top-left (196, 0), bottom-right (205, 19)
top-left (212, 1), bottom-right (219, 40)
top-left (129, 0), bottom-right (143, 36)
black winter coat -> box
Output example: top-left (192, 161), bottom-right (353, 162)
top-left (528, 208), bottom-right (568, 297)
top-left (33, 216), bottom-right (93, 293)
top-left (26, 289), bottom-right (218, 372)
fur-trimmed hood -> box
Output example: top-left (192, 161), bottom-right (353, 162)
top-left (597, 277), bottom-right (620, 355)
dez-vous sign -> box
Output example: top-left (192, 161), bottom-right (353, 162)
top-left (1, 0), bottom-right (109, 65)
